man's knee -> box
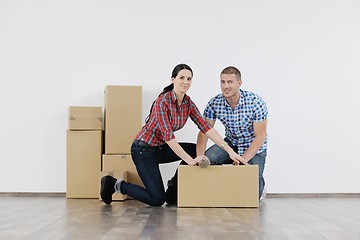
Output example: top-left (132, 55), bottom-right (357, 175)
top-left (206, 145), bottom-right (231, 165)
top-left (248, 154), bottom-right (266, 177)
top-left (207, 151), bottom-right (221, 165)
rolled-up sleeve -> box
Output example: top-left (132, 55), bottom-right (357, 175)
top-left (253, 95), bottom-right (268, 122)
top-left (189, 100), bottom-right (212, 134)
top-left (154, 97), bottom-right (175, 142)
top-left (203, 98), bottom-right (217, 121)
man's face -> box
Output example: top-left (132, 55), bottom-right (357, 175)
top-left (220, 73), bottom-right (242, 99)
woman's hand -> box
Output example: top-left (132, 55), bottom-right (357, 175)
top-left (229, 152), bottom-right (248, 165)
top-left (187, 156), bottom-right (206, 166)
top-left (187, 158), bottom-right (199, 166)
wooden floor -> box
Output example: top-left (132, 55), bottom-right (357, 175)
top-left (1, 197), bottom-right (360, 240)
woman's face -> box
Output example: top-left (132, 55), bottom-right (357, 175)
top-left (172, 69), bottom-right (192, 94)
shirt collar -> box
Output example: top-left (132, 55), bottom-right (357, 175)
top-left (171, 90), bottom-right (189, 105)
top-left (223, 89), bottom-right (244, 107)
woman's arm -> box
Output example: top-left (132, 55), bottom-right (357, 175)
top-left (205, 128), bottom-right (248, 165)
top-left (166, 138), bottom-right (202, 166)
top-left (196, 119), bottom-right (215, 156)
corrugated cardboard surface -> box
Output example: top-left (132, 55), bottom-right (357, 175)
top-left (104, 85), bottom-right (142, 154)
top-left (66, 130), bottom-right (103, 198)
top-left (68, 106), bottom-right (102, 130)
top-left (102, 154), bottom-right (144, 187)
top-left (99, 171), bottom-right (128, 201)
top-left (178, 165), bottom-right (259, 208)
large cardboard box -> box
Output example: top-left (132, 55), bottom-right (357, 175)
top-left (68, 106), bottom-right (102, 130)
top-left (99, 171), bottom-right (128, 201)
top-left (102, 154), bottom-right (144, 187)
top-left (104, 85), bottom-right (142, 154)
top-left (178, 165), bottom-right (259, 208)
top-left (66, 130), bottom-right (103, 198)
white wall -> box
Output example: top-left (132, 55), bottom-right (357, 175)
top-left (1, 0), bottom-right (359, 193)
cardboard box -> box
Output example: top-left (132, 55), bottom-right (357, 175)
top-left (66, 130), bottom-right (103, 198)
top-left (68, 106), bottom-right (103, 130)
top-left (102, 154), bottom-right (144, 187)
top-left (104, 85), bottom-right (142, 154)
top-left (178, 165), bottom-right (259, 208)
top-left (99, 171), bottom-right (128, 201)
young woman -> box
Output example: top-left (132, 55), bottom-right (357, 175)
top-left (100, 64), bottom-right (247, 206)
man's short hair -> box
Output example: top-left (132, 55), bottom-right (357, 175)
top-left (221, 66), bottom-right (241, 80)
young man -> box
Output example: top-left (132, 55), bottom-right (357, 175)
top-left (196, 66), bottom-right (268, 199)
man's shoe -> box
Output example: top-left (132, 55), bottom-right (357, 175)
top-left (260, 187), bottom-right (267, 201)
top-left (100, 175), bottom-right (116, 204)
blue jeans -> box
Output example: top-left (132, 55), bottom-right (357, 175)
top-left (121, 140), bottom-right (196, 206)
top-left (206, 139), bottom-right (267, 199)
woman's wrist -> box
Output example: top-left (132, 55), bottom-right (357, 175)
top-left (184, 156), bottom-right (194, 165)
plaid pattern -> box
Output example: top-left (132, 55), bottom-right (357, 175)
top-left (204, 89), bottom-right (268, 155)
top-left (136, 90), bottom-right (211, 146)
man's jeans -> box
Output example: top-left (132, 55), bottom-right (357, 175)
top-left (121, 140), bottom-right (196, 206)
top-left (206, 139), bottom-right (267, 199)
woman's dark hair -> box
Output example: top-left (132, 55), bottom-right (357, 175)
top-left (145, 64), bottom-right (193, 123)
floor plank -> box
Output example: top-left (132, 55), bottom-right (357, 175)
top-left (0, 197), bottom-right (359, 240)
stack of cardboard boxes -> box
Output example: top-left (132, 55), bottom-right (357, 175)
top-left (66, 85), bottom-right (143, 200)
top-left (66, 106), bottom-right (103, 198)
top-left (101, 85), bottom-right (143, 201)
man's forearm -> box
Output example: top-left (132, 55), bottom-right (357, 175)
top-left (242, 135), bottom-right (266, 162)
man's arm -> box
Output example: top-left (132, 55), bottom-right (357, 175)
top-left (196, 119), bottom-right (215, 156)
top-left (242, 119), bottom-right (267, 162)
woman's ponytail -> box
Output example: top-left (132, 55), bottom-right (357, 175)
top-left (145, 83), bottom-right (174, 123)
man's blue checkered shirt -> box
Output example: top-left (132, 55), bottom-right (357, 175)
top-left (203, 89), bottom-right (268, 155)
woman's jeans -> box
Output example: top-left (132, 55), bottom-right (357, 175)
top-left (206, 139), bottom-right (267, 199)
top-left (121, 140), bottom-right (196, 206)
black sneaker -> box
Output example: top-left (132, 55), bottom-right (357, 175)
top-left (165, 177), bottom-right (177, 205)
top-left (100, 175), bottom-right (116, 205)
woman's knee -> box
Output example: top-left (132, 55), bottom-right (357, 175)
top-left (150, 194), bottom-right (165, 206)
